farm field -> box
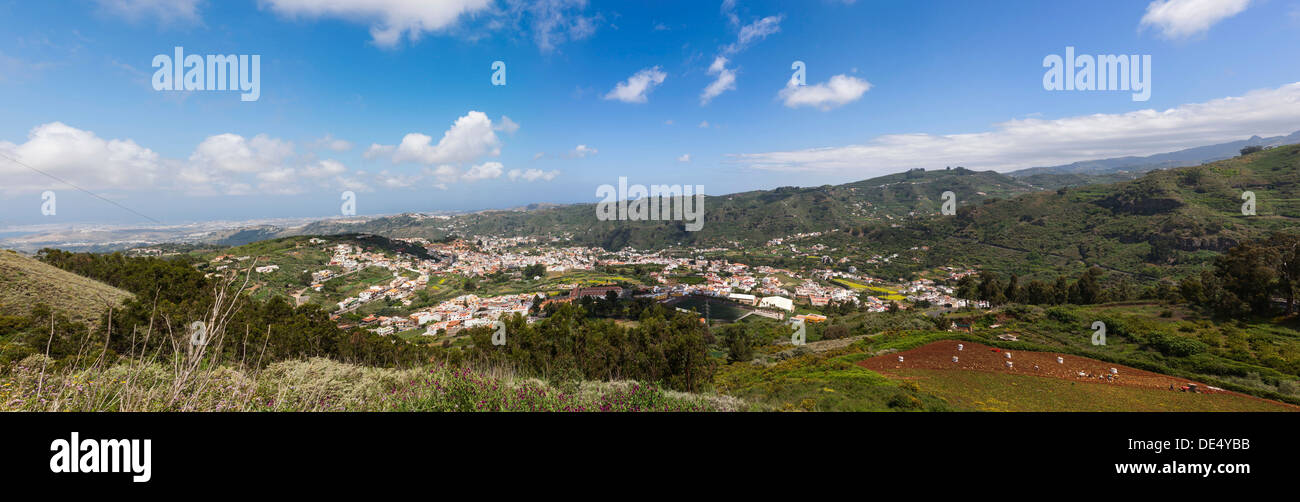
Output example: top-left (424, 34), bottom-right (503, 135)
top-left (860, 341), bottom-right (1299, 412)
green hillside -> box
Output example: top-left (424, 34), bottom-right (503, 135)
top-left (285, 167), bottom-right (1044, 250)
top-left (856, 144), bottom-right (1300, 281)
top-left (171, 144), bottom-right (1300, 287)
top-left (0, 249), bottom-right (132, 324)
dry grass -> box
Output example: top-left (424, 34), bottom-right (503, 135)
top-left (0, 356), bottom-right (739, 412)
top-left (0, 249), bottom-right (132, 324)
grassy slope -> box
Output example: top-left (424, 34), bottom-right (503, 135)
top-left (0, 249), bottom-right (131, 323)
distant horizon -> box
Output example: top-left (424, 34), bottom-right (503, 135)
top-left (2, 126), bottom-right (1295, 234)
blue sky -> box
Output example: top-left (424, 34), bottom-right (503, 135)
top-left (1, 0), bottom-right (1298, 226)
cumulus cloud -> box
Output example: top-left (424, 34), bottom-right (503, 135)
top-left (1140, 0), bottom-right (1251, 39)
top-left (0, 123), bottom-right (374, 197)
top-left (508, 168), bottom-right (560, 181)
top-left (570, 144), bottom-right (598, 158)
top-left (732, 82), bottom-right (1300, 176)
top-left (188, 133), bottom-right (295, 175)
top-left (261, 0), bottom-right (494, 47)
top-left (92, 0), bottom-right (203, 25)
top-left (677, 154), bottom-right (692, 163)
top-left (369, 111), bottom-right (502, 165)
top-left (779, 74), bottom-right (871, 110)
top-left (462, 161), bottom-right (505, 181)
top-left (604, 67), bottom-right (667, 104)
top-left (0, 122), bottom-right (161, 193)
top-left (494, 115), bottom-right (520, 134)
top-left (185, 133), bottom-right (322, 194)
top-left (700, 57), bottom-right (737, 105)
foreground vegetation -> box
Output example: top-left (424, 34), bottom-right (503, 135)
top-left (0, 355), bottom-right (738, 412)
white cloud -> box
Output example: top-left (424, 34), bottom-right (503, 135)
top-left (1140, 0), bottom-right (1251, 39)
top-left (335, 175), bottom-right (373, 193)
top-left (721, 0), bottom-right (739, 27)
top-left (503, 0), bottom-right (600, 53)
top-left (698, 121), bottom-right (711, 128)
top-left (364, 143), bottom-right (396, 160)
top-left (494, 115), bottom-right (520, 134)
top-left (425, 165), bottom-right (461, 184)
top-left (0, 122), bottom-right (161, 193)
top-left (0, 123), bottom-right (373, 197)
top-left (508, 168), bottom-right (560, 181)
top-left (701, 11), bottom-right (782, 104)
top-left (375, 170), bottom-right (422, 189)
top-left (571, 144), bottom-right (598, 158)
top-left (604, 67), bottom-right (667, 104)
top-left (93, 0), bottom-right (203, 25)
top-left (261, 0), bottom-right (598, 52)
top-left (311, 133), bottom-right (354, 152)
top-left (677, 154), bottom-right (692, 163)
top-left (701, 56), bottom-right (737, 105)
top-left (256, 167), bottom-right (303, 195)
top-left (532, 152), bottom-right (545, 160)
top-left (462, 161), bottom-right (505, 181)
top-left (186, 133), bottom-right (309, 194)
top-left (732, 82), bottom-right (1300, 176)
top-left (301, 159), bottom-right (348, 178)
top-left (726, 15), bottom-right (783, 55)
top-left (370, 111), bottom-right (502, 165)
top-left (189, 133), bottom-right (295, 174)
top-left (261, 0), bottom-right (494, 47)
top-left (779, 74), bottom-right (872, 110)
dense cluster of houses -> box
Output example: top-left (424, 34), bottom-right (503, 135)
top-left (233, 233), bottom-right (997, 338)
top-left (900, 268), bottom-right (988, 309)
top-left (413, 293), bottom-right (536, 336)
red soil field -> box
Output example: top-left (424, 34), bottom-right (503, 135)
top-left (859, 340), bottom-right (1227, 394)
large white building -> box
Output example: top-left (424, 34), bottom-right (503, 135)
top-left (760, 296), bottom-right (794, 312)
top-left (728, 293), bottom-right (757, 305)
